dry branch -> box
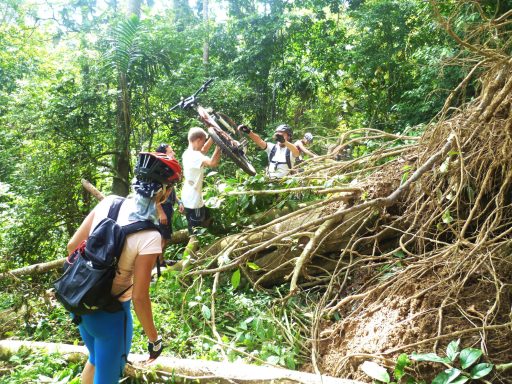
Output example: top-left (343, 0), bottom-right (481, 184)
top-left (81, 178), bottom-right (105, 201)
top-left (226, 186), bottom-right (362, 196)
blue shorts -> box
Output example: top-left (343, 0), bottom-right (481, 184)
top-left (78, 301), bottom-right (133, 383)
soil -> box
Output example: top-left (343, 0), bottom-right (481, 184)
top-left (314, 261), bottom-right (512, 383)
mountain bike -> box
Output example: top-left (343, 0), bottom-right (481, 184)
top-left (170, 79), bottom-right (256, 176)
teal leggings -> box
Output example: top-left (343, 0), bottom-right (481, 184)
top-left (78, 301), bottom-right (133, 384)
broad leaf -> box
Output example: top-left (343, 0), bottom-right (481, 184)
top-left (459, 348), bottom-right (482, 369)
top-left (450, 377), bottom-right (469, 384)
top-left (201, 304), bottom-right (211, 320)
top-left (410, 352), bottom-right (450, 364)
top-left (266, 355), bottom-right (280, 365)
top-left (470, 363), bottom-right (493, 379)
top-left (360, 361), bottom-right (390, 383)
top-left (432, 368), bottom-right (461, 384)
top-left (446, 339), bottom-right (460, 361)
top-left (231, 269), bottom-right (241, 289)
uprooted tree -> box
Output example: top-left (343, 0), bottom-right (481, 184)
top-left (2, 1), bottom-right (511, 382)
top-left (185, 1), bottom-right (512, 380)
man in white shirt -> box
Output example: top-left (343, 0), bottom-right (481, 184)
top-left (238, 124), bottom-right (300, 178)
top-left (181, 127), bottom-right (221, 234)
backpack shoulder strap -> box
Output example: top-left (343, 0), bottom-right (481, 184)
top-left (123, 221), bottom-right (159, 236)
top-left (285, 149), bottom-right (292, 169)
top-left (268, 145), bottom-right (277, 162)
top-left (107, 197), bottom-right (126, 221)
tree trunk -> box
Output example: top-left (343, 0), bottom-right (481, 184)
top-left (127, 0), bottom-right (142, 18)
top-left (0, 340), bottom-right (364, 384)
top-left (112, 72), bottom-right (131, 197)
top-left (202, 0), bottom-right (209, 66)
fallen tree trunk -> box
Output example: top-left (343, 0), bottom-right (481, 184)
top-left (0, 340), bottom-right (364, 384)
top-left (0, 258), bottom-right (67, 279)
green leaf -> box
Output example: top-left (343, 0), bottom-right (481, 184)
top-left (459, 348), bottom-right (482, 369)
top-left (360, 361), bottom-right (390, 383)
top-left (394, 353), bottom-right (410, 380)
top-left (410, 352), bottom-right (450, 364)
top-left (266, 355), bottom-right (280, 365)
top-left (470, 363), bottom-right (493, 379)
top-left (246, 262), bottom-right (261, 270)
top-left (201, 304), bottom-right (211, 320)
top-left (393, 250), bottom-right (405, 259)
top-left (450, 377), bottom-right (469, 384)
top-left (442, 209), bottom-right (453, 224)
top-left (432, 368), bottom-right (462, 384)
top-left (446, 339), bottom-right (460, 361)
top-left (231, 269), bottom-right (241, 289)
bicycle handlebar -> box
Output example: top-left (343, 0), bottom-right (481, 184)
top-left (169, 79), bottom-right (214, 112)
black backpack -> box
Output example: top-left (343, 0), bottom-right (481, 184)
top-left (54, 197), bottom-right (158, 316)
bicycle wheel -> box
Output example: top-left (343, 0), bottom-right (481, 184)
top-left (208, 127), bottom-right (257, 176)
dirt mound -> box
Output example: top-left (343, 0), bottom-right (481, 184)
top-left (317, 257), bottom-right (512, 381)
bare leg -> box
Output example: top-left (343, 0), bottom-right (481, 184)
top-left (81, 361), bottom-right (95, 384)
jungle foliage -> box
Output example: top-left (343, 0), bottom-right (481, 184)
top-left (0, 0), bottom-right (468, 270)
top-left (3, 0), bottom-right (509, 382)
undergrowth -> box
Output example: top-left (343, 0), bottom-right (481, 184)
top-left (0, 269), bottom-right (313, 381)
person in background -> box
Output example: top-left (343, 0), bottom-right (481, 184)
top-left (294, 132), bottom-right (317, 164)
top-left (154, 143), bottom-right (184, 266)
top-left (238, 123), bottom-right (300, 178)
top-left (66, 152), bottom-right (181, 383)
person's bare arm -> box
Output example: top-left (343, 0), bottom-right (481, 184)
top-left (156, 203), bottom-right (167, 225)
top-left (202, 146), bottom-right (221, 168)
top-left (67, 211), bottom-right (95, 255)
top-left (132, 252), bottom-right (160, 343)
top-left (247, 131), bottom-right (267, 150)
top-left (200, 137), bottom-right (214, 155)
top-left (285, 140), bottom-right (300, 157)
top-left (296, 141), bottom-right (317, 157)
top-left (301, 146), bottom-right (317, 157)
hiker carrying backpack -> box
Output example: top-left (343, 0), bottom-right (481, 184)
top-left (237, 123), bottom-right (300, 179)
top-left (54, 196), bottom-right (159, 316)
top-left (54, 152), bottom-right (181, 383)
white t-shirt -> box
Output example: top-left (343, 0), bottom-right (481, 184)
top-left (181, 148), bottom-right (208, 209)
top-left (90, 195), bottom-right (162, 301)
top-left (265, 142), bottom-right (298, 178)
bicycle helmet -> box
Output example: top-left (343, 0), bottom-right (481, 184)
top-left (155, 143), bottom-right (169, 154)
top-left (275, 124), bottom-right (293, 140)
top-left (304, 132), bottom-right (313, 143)
top-left (135, 152), bottom-right (182, 185)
